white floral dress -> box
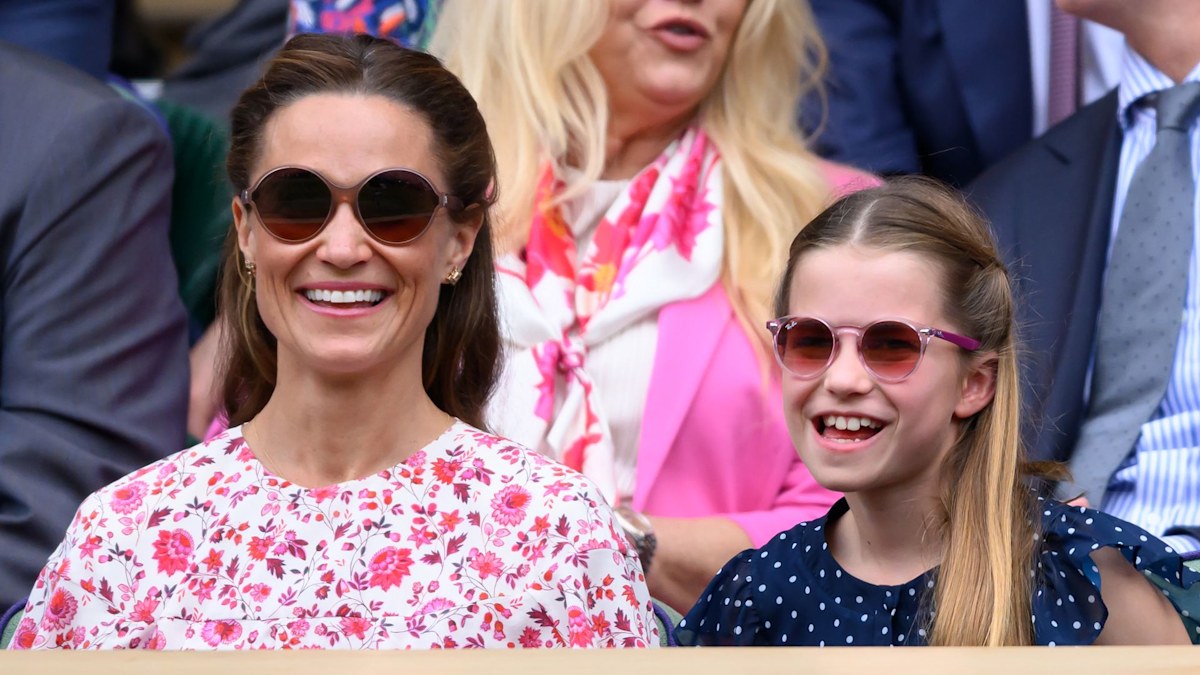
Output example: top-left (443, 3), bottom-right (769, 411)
top-left (11, 421), bottom-right (658, 649)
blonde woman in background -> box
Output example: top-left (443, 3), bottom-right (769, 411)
top-left (434, 0), bottom-right (876, 611)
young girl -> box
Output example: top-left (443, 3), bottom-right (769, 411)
top-left (675, 179), bottom-right (1200, 646)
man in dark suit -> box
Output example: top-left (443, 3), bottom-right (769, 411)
top-left (803, 0), bottom-right (1033, 187)
top-left (970, 0), bottom-right (1200, 551)
top-left (0, 42), bottom-right (189, 610)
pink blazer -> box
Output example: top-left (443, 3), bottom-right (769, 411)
top-left (634, 163), bottom-right (879, 546)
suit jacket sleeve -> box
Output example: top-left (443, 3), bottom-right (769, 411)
top-left (802, 0), bottom-right (922, 176)
top-left (0, 95), bottom-right (189, 610)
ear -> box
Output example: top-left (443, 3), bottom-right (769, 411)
top-left (232, 197), bottom-right (255, 264)
top-left (444, 206), bottom-right (484, 274)
top-left (953, 352), bottom-right (998, 419)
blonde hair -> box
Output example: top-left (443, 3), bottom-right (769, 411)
top-left (432, 0), bottom-right (832, 340)
top-left (775, 178), bottom-right (1042, 646)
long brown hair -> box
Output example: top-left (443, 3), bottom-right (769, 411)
top-left (219, 33), bottom-right (501, 430)
top-left (775, 178), bottom-right (1042, 645)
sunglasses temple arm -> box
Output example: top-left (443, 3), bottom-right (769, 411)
top-left (932, 329), bottom-right (982, 351)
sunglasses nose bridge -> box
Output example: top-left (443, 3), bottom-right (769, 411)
top-left (817, 325), bottom-right (876, 388)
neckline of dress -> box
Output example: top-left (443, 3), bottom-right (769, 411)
top-left (231, 418), bottom-right (467, 492)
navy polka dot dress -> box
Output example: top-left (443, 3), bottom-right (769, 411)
top-left (675, 498), bottom-right (1200, 646)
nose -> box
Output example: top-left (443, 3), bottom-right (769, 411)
top-left (315, 202), bottom-right (372, 269)
top-left (822, 334), bottom-right (874, 397)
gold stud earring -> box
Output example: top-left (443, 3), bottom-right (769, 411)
top-left (244, 260), bottom-right (256, 275)
top-left (444, 266), bottom-right (462, 285)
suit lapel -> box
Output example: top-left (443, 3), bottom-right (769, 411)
top-left (1016, 92), bottom-right (1122, 461)
top-left (632, 283), bottom-right (729, 510)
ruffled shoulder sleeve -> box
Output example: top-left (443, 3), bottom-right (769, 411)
top-left (673, 548), bottom-right (762, 646)
top-left (1033, 498), bottom-right (1200, 645)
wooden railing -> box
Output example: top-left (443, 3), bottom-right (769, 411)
top-left (3, 646), bottom-right (1198, 674)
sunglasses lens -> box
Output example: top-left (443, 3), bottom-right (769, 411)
top-left (358, 171), bottom-right (441, 244)
top-left (861, 321), bottom-right (923, 381)
top-left (776, 318), bottom-right (835, 377)
top-left (252, 169), bottom-right (332, 241)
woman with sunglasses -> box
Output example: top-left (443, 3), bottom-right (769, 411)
top-left (675, 178), bottom-right (1199, 646)
top-left (10, 33), bottom-right (657, 649)
top-left (432, 0), bottom-right (876, 613)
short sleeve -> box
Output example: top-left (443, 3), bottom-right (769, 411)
top-left (1035, 500), bottom-right (1200, 645)
top-left (674, 550), bottom-right (764, 646)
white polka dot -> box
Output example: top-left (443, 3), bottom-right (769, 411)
top-left (734, 626), bottom-right (742, 635)
top-left (898, 634), bottom-right (905, 641)
top-left (846, 636), bottom-right (854, 644)
top-left (789, 575), bottom-right (797, 583)
top-left (765, 621), bottom-right (772, 629)
top-left (808, 624), bottom-right (814, 633)
top-left (860, 614), bottom-right (868, 622)
top-left (791, 610), bottom-right (798, 619)
top-left (882, 626), bottom-right (888, 635)
top-left (1087, 595), bottom-right (1095, 603)
top-left (782, 634), bottom-right (788, 643)
top-left (908, 588), bottom-right (916, 597)
top-left (1048, 641), bottom-right (1056, 647)
top-left (773, 561), bottom-right (782, 569)
top-left (819, 602), bottom-right (826, 611)
top-left (819, 570), bottom-right (826, 578)
top-left (856, 595), bottom-right (864, 604)
top-left (918, 629), bottom-right (926, 637)
top-left (1051, 620), bottom-right (1058, 628)
top-left (780, 533), bottom-right (787, 540)
top-left (833, 619), bottom-right (840, 628)
top-left (758, 584), bottom-right (766, 592)
top-left (835, 569), bottom-right (842, 578)
top-left (724, 598), bottom-right (730, 606)
top-left (760, 551), bottom-right (769, 558)
top-left (1095, 622), bottom-right (1102, 631)
top-left (776, 596), bottom-right (783, 605)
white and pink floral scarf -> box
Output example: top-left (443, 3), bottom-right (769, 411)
top-left (492, 127), bottom-right (724, 504)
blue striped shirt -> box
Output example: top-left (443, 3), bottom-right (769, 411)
top-left (1098, 48), bottom-right (1200, 553)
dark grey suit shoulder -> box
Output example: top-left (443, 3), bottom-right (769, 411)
top-left (0, 43), bottom-right (188, 610)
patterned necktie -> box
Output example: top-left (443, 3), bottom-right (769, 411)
top-left (1067, 82), bottom-right (1200, 504)
top-left (1047, 4), bottom-right (1079, 127)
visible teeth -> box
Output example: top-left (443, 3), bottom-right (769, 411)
top-left (823, 415), bottom-right (881, 431)
top-left (304, 289), bottom-right (383, 304)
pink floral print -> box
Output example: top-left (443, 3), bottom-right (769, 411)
top-left (12, 422), bottom-right (657, 649)
top-left (492, 127), bottom-right (724, 505)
